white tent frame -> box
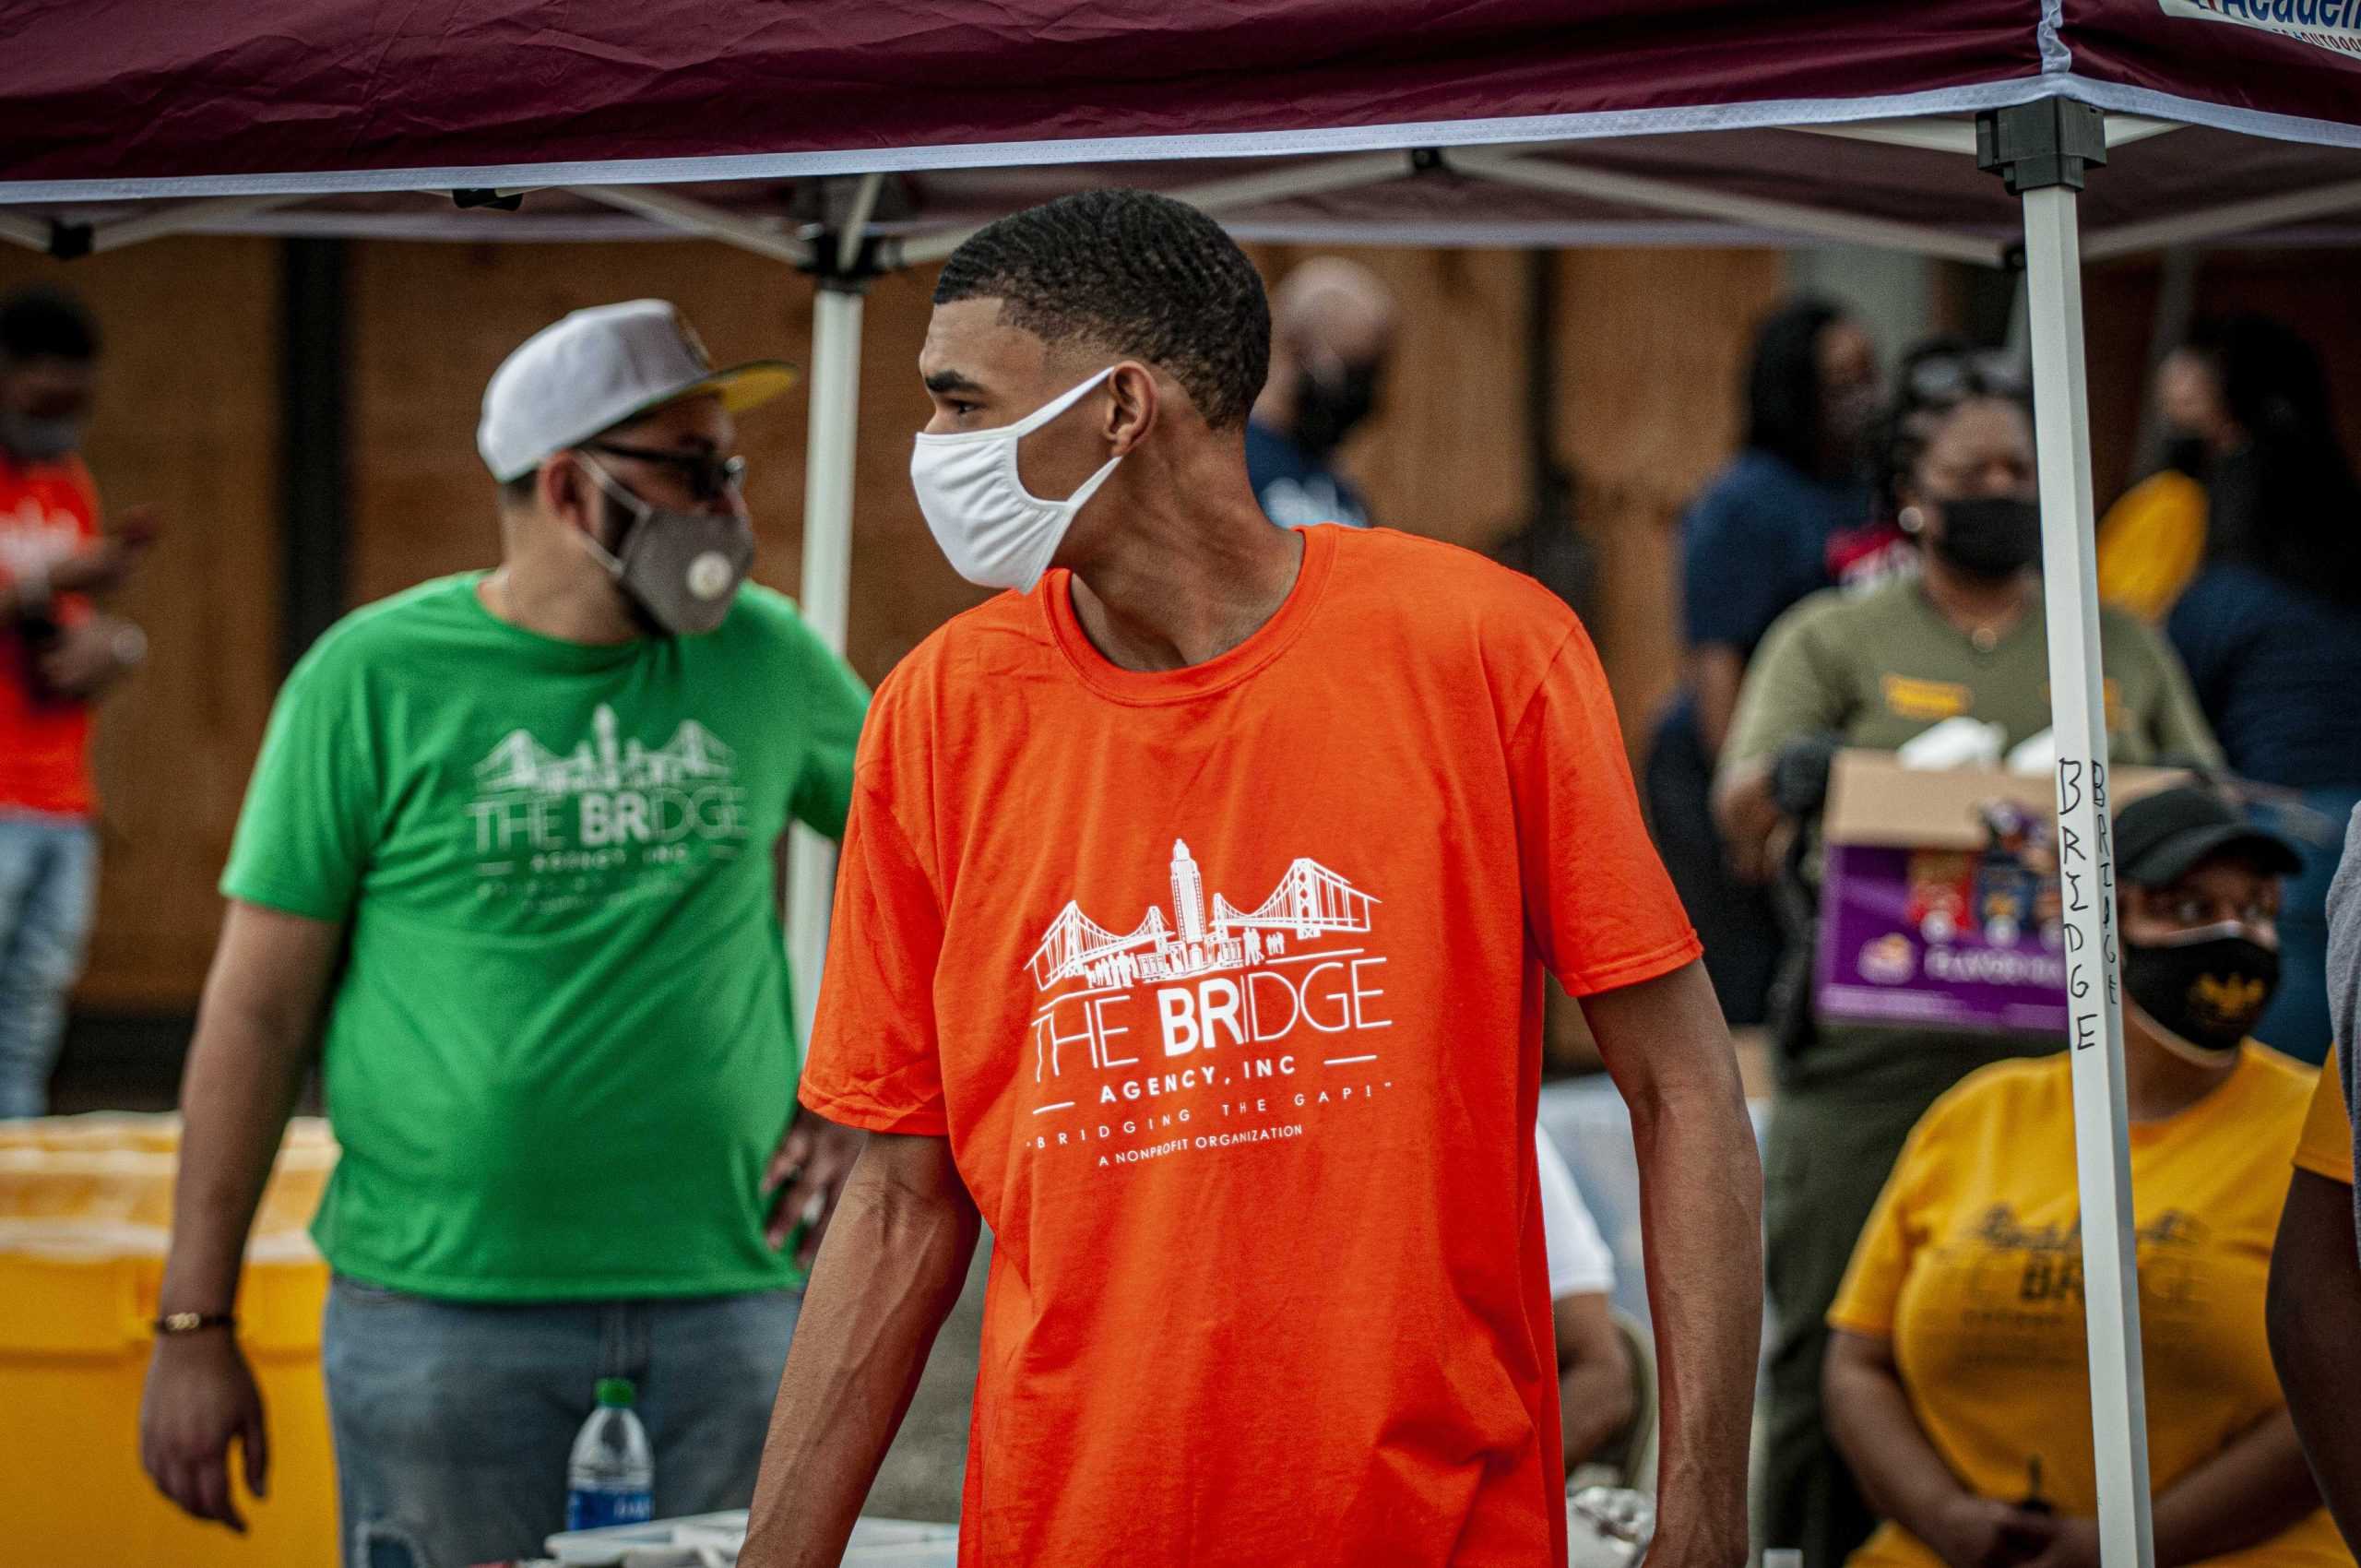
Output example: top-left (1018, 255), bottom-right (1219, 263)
top-left (19, 89), bottom-right (2361, 1566)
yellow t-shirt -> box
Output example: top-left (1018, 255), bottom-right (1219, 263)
top-left (1830, 1047), bottom-right (2351, 1568)
top-left (2295, 1041), bottom-right (2354, 1186)
top-left (2096, 469), bottom-right (2208, 624)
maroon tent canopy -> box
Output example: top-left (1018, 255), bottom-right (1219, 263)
top-left (5, 8), bottom-right (2357, 1564)
top-left (1, 0), bottom-right (2355, 257)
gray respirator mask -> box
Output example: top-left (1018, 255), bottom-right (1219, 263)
top-left (575, 457), bottom-right (753, 637)
top-left (0, 410), bottom-right (84, 464)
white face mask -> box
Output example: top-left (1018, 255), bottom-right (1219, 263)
top-left (909, 367), bottom-right (1122, 591)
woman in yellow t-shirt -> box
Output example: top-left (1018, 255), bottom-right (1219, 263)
top-left (1823, 786), bottom-right (2351, 1568)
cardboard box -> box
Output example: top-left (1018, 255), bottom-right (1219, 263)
top-left (1812, 750), bottom-right (2181, 1036)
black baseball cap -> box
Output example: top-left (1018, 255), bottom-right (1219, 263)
top-left (2114, 785), bottom-right (2301, 887)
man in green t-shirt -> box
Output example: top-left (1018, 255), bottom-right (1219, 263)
top-left (136, 301), bottom-right (872, 1567)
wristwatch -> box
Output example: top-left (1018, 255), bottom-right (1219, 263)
top-left (153, 1311), bottom-right (236, 1336)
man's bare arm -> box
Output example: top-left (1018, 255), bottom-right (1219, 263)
top-left (2149, 1409), bottom-right (2320, 1568)
top-left (1827, 1328), bottom-right (2059, 1568)
top-left (741, 1130), bottom-right (980, 1568)
top-left (1689, 647), bottom-right (1748, 763)
top-left (141, 901), bottom-right (342, 1531)
top-left (2269, 1168), bottom-right (2361, 1551)
top-left (1711, 758), bottom-right (1784, 885)
top-left (1554, 1291), bottom-right (1636, 1471)
top-left (1584, 959), bottom-right (1761, 1568)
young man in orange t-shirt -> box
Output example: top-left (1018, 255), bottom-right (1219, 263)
top-left (744, 191), bottom-right (1762, 1568)
top-left (0, 286), bottom-right (150, 1118)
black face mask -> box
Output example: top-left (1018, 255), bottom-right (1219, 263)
top-left (1294, 360), bottom-right (1382, 456)
top-left (2123, 924), bottom-right (2280, 1056)
top-left (1931, 495), bottom-right (2043, 580)
top-left (2163, 434), bottom-right (2212, 481)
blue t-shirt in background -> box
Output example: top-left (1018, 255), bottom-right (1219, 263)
top-left (2168, 563), bottom-right (2361, 790)
top-left (1682, 448), bottom-right (1869, 659)
top-left (1246, 419), bottom-right (1372, 530)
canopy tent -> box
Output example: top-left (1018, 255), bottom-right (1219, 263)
top-left (6, 1), bottom-right (2361, 259)
top-left (9, 6), bottom-right (2360, 1562)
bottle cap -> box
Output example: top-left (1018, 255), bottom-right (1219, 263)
top-left (596, 1377), bottom-right (636, 1408)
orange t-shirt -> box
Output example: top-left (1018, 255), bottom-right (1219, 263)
top-left (0, 449), bottom-right (101, 818)
top-left (802, 524), bottom-right (1700, 1567)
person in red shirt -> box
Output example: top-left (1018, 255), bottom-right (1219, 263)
top-left (0, 285), bottom-right (152, 1117)
top-left (743, 190), bottom-right (1762, 1568)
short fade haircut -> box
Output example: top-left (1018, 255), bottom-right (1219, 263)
top-left (0, 285), bottom-right (100, 363)
top-left (934, 188), bottom-right (1270, 431)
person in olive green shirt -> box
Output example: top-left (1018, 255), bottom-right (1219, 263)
top-left (138, 302), bottom-right (872, 1568)
top-left (1714, 356), bottom-right (2222, 1568)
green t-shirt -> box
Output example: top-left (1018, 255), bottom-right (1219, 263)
top-left (1722, 576), bottom-right (2222, 775)
top-left (222, 575), bottom-right (870, 1301)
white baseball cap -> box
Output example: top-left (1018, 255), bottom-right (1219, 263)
top-left (477, 299), bottom-right (797, 481)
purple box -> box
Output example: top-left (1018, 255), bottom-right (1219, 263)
top-left (1814, 841), bottom-right (2069, 1035)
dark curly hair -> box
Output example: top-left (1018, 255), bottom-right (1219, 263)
top-left (933, 188), bottom-right (1270, 431)
top-left (2183, 314), bottom-right (2361, 602)
top-left (0, 285), bottom-right (99, 363)
top-left (1867, 338), bottom-right (2028, 520)
top-left (1744, 296), bottom-right (1845, 476)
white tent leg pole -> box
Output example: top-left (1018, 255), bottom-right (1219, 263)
top-left (2023, 183), bottom-right (2157, 1568)
top-left (786, 283), bottom-right (864, 1049)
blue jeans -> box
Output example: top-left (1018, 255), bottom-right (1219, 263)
top-left (0, 811), bottom-right (97, 1119)
top-left (323, 1277), bottom-right (801, 1568)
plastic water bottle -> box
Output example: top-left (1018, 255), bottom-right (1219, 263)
top-left (565, 1377), bottom-right (655, 1531)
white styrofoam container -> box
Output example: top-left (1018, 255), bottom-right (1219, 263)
top-left (546, 1512), bottom-right (956, 1566)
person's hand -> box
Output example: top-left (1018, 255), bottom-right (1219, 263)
top-left (2015, 1519), bottom-right (2101, 1568)
top-left (39, 617), bottom-right (136, 699)
top-left (1723, 792), bottom-right (1786, 885)
top-left (48, 510), bottom-right (159, 596)
top-left (1768, 732), bottom-right (1842, 819)
top-left (139, 1330), bottom-right (269, 1534)
top-left (763, 1111), bottom-right (865, 1268)
top-left (1921, 1493), bottom-right (2061, 1568)
top-left (113, 504), bottom-right (164, 550)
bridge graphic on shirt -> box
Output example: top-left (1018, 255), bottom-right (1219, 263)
top-left (1028, 839), bottom-right (1377, 992)
top-left (472, 704), bottom-right (736, 798)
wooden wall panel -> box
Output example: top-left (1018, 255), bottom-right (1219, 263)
top-left (344, 238), bottom-right (1771, 750)
top-left (31, 232), bottom-right (2340, 1023)
top-left (0, 240), bottom-right (283, 1008)
top-left (1248, 245), bottom-right (1536, 550)
top-left (25, 233), bottom-right (1777, 1013)
top-left (346, 242), bottom-right (1555, 689)
top-left (1553, 249), bottom-right (1789, 752)
top-left (346, 241), bottom-right (986, 689)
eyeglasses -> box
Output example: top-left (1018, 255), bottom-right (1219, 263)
top-left (1904, 350), bottom-right (2027, 406)
top-left (2161, 891), bottom-right (2280, 931)
top-left (583, 442), bottom-right (747, 503)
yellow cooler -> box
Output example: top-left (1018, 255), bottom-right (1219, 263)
top-left (0, 1114), bottom-right (338, 1567)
